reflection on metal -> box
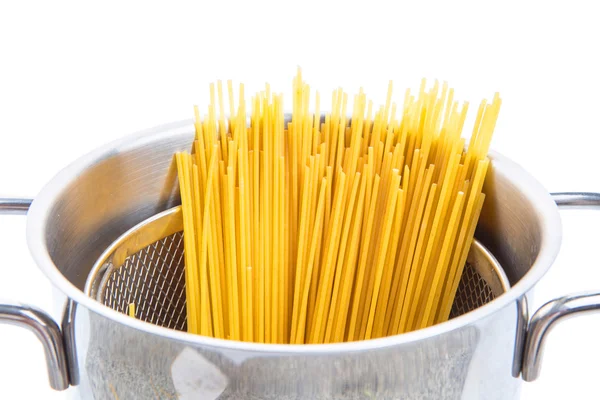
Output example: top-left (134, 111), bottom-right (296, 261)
top-left (512, 295), bottom-right (528, 378)
top-left (171, 348), bottom-right (228, 400)
top-left (62, 299), bottom-right (80, 385)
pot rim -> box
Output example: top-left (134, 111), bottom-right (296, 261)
top-left (26, 119), bottom-right (562, 353)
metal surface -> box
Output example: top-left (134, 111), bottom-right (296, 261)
top-left (61, 299), bottom-right (80, 385)
top-left (0, 198), bottom-right (32, 215)
top-left (522, 292), bottom-right (600, 382)
top-left (98, 231), bottom-right (187, 331)
top-left (512, 296), bottom-right (529, 378)
top-left (521, 192), bottom-right (600, 381)
top-left (14, 118), bottom-right (567, 398)
top-left (448, 263), bottom-right (498, 319)
top-left (85, 206), bottom-right (508, 334)
top-left (0, 301), bottom-right (70, 391)
top-left (0, 199), bottom-right (70, 391)
top-left (552, 192), bottom-right (600, 210)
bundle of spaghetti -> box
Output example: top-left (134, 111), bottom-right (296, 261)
top-left (175, 70), bottom-right (500, 344)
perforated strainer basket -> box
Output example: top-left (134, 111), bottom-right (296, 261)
top-left (84, 205), bottom-right (510, 335)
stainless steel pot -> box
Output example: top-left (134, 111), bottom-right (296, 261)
top-left (1, 119), bottom-right (599, 399)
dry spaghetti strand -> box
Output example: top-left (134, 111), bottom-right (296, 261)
top-left (174, 71), bottom-right (500, 344)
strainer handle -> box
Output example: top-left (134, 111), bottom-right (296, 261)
top-left (521, 192), bottom-right (600, 382)
top-left (0, 198), bottom-right (70, 391)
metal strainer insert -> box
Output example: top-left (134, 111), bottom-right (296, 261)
top-left (85, 206), bottom-right (510, 334)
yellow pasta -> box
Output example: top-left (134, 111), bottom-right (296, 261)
top-left (309, 171), bottom-right (347, 344)
top-left (419, 190), bottom-right (466, 328)
top-left (294, 178), bottom-right (328, 344)
top-left (364, 175), bottom-right (402, 340)
top-left (331, 172), bottom-right (368, 342)
top-left (372, 173), bottom-right (407, 338)
top-left (174, 70), bottom-right (500, 344)
top-left (323, 172), bottom-right (362, 343)
top-left (346, 174), bottom-right (381, 342)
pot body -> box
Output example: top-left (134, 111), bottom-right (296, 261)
top-left (24, 119), bottom-right (560, 400)
top-left (55, 290), bottom-right (523, 400)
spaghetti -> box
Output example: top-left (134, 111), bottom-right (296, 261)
top-left (175, 70), bottom-right (500, 343)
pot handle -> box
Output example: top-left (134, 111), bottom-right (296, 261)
top-left (0, 198), bottom-right (70, 391)
top-left (521, 192), bottom-right (600, 382)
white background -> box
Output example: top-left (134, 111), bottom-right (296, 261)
top-left (1, 1), bottom-right (599, 399)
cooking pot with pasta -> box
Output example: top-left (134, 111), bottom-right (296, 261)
top-left (1, 117), bottom-right (598, 399)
